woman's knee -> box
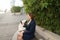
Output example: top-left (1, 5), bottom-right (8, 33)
top-left (17, 35), bottom-right (22, 40)
top-left (17, 34), bottom-right (23, 40)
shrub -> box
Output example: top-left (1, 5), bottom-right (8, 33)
top-left (22, 0), bottom-right (60, 35)
top-left (11, 6), bottom-right (21, 13)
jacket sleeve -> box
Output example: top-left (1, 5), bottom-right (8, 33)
top-left (23, 21), bottom-right (36, 35)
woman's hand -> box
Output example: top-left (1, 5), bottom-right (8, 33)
top-left (19, 31), bottom-right (24, 34)
top-left (21, 31), bottom-right (24, 33)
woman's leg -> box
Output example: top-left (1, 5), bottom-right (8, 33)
top-left (17, 32), bottom-right (23, 40)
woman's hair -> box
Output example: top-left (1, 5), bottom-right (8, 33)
top-left (28, 12), bottom-right (34, 19)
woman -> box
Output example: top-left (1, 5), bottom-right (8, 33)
top-left (17, 13), bottom-right (36, 40)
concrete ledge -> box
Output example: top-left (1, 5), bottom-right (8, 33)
top-left (12, 26), bottom-right (60, 40)
top-left (35, 26), bottom-right (60, 40)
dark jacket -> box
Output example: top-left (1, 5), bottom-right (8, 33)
top-left (23, 19), bottom-right (36, 40)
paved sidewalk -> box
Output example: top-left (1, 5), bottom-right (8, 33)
top-left (0, 13), bottom-right (27, 40)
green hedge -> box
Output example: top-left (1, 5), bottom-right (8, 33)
top-left (11, 6), bottom-right (21, 13)
top-left (22, 0), bottom-right (60, 35)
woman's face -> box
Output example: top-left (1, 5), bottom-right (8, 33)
top-left (27, 14), bottom-right (31, 20)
